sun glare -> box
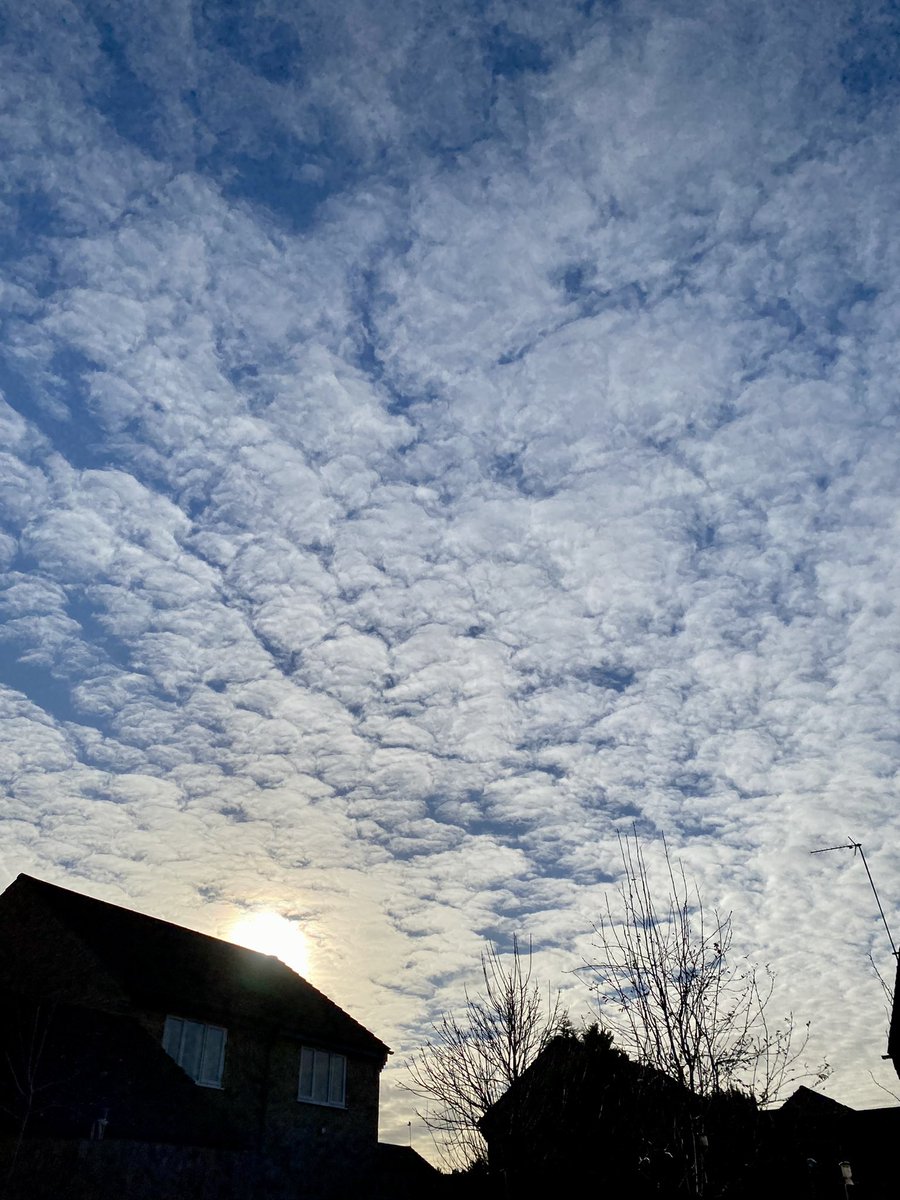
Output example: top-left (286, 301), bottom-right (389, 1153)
top-left (229, 912), bottom-right (312, 979)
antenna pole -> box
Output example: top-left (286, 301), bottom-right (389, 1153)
top-left (856, 843), bottom-right (898, 960)
top-left (811, 837), bottom-right (898, 959)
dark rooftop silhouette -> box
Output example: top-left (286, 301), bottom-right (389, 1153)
top-left (4, 873), bottom-right (389, 1060)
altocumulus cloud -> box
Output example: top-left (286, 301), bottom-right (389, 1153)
top-left (1, 0), bottom-right (900, 1149)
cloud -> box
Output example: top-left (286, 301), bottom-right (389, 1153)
top-left (2, 0), bottom-right (900, 1153)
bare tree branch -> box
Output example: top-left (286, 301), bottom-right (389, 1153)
top-left (402, 935), bottom-right (566, 1169)
top-left (581, 830), bottom-right (829, 1107)
top-left (867, 1068), bottom-right (900, 1104)
top-left (868, 951), bottom-right (895, 1023)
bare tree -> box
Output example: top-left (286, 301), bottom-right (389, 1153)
top-left (582, 831), bottom-right (827, 1107)
top-left (403, 936), bottom-right (566, 1169)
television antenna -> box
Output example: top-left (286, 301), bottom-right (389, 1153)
top-left (810, 837), bottom-right (898, 959)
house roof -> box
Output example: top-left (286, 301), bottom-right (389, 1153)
top-left (2, 874), bottom-right (389, 1061)
top-left (776, 1086), bottom-right (854, 1117)
top-left (479, 1031), bottom-right (695, 1144)
top-left (375, 1144), bottom-right (444, 1200)
top-left (376, 1142), bottom-right (442, 1179)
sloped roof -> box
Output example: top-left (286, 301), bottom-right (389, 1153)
top-left (479, 1032), bottom-right (687, 1137)
top-left (375, 1145), bottom-right (444, 1200)
top-left (3, 874), bottom-right (389, 1061)
top-left (376, 1142), bottom-right (442, 1178)
top-left (776, 1085), bottom-right (854, 1117)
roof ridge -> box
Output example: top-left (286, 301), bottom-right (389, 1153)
top-left (9, 873), bottom-right (389, 1058)
top-left (17, 873), bottom-right (284, 962)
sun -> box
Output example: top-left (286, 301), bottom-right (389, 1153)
top-left (229, 911), bottom-right (312, 979)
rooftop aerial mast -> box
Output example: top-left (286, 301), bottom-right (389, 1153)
top-left (810, 837), bottom-right (898, 960)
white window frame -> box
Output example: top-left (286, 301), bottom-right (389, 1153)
top-left (162, 1015), bottom-right (227, 1088)
top-left (297, 1046), bottom-right (347, 1108)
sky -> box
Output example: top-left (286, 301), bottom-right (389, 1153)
top-left (2, 0), bottom-right (900, 1157)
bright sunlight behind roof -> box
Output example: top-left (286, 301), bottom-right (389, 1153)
top-left (229, 912), bottom-right (313, 980)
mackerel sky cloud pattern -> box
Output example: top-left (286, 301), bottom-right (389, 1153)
top-left (2, 0), bottom-right (900, 1144)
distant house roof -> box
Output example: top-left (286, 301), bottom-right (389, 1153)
top-left (479, 1031), bottom-right (689, 1140)
top-left (1, 874), bottom-right (389, 1061)
top-left (376, 1142), bottom-right (442, 1178)
top-left (776, 1086), bottom-right (854, 1117)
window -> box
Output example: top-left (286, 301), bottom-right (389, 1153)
top-left (298, 1046), bottom-right (346, 1107)
top-left (162, 1016), bottom-right (226, 1088)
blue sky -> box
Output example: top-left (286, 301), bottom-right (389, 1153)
top-left (3, 0), bottom-right (900, 1149)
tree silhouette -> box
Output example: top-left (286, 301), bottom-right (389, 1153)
top-left (402, 936), bottom-right (565, 1168)
top-left (582, 830), bottom-right (827, 1107)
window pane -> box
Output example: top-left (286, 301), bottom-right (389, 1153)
top-left (179, 1020), bottom-right (203, 1081)
top-left (312, 1050), bottom-right (330, 1103)
top-left (328, 1054), bottom-right (346, 1106)
top-left (162, 1017), bottom-right (227, 1087)
top-left (299, 1047), bottom-right (347, 1106)
top-left (162, 1016), bottom-right (183, 1061)
top-left (199, 1025), bottom-right (225, 1086)
top-left (299, 1047), bottom-right (314, 1098)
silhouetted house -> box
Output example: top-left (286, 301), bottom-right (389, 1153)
top-left (479, 1029), bottom-right (761, 1197)
top-left (481, 1030), bottom-right (900, 1200)
top-left (767, 1087), bottom-right (855, 1198)
top-left (767, 1086), bottom-right (900, 1199)
top-left (0, 873), bottom-right (389, 1199)
top-left (374, 1142), bottom-right (445, 1199)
